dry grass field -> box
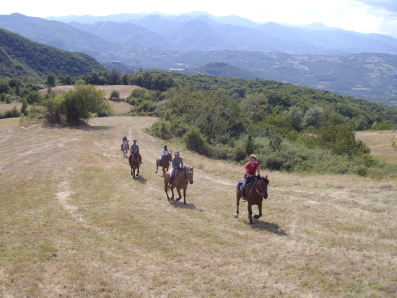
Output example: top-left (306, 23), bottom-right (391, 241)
top-left (356, 130), bottom-right (397, 165)
top-left (39, 85), bottom-right (139, 99)
top-left (0, 102), bottom-right (22, 113)
top-left (1, 116), bottom-right (397, 297)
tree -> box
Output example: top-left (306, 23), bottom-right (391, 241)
top-left (62, 84), bottom-right (112, 124)
top-left (303, 105), bottom-right (324, 128)
top-left (285, 105), bottom-right (303, 131)
top-left (45, 74), bottom-right (56, 88)
top-left (109, 90), bottom-right (120, 101)
top-left (21, 98), bottom-right (28, 115)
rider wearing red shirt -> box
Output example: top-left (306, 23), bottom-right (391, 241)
top-left (241, 154), bottom-right (260, 201)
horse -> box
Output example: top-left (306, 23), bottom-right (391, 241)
top-left (129, 152), bottom-right (140, 178)
top-left (235, 175), bottom-right (269, 224)
top-left (121, 140), bottom-right (129, 158)
top-left (164, 166), bottom-right (194, 204)
top-left (155, 152), bottom-right (172, 176)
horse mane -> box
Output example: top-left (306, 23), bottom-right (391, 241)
top-left (260, 176), bottom-right (269, 184)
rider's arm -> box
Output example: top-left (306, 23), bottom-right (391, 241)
top-left (257, 164), bottom-right (260, 176)
top-left (245, 167), bottom-right (251, 177)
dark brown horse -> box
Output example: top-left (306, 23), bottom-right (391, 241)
top-left (155, 152), bottom-right (172, 176)
top-left (129, 152), bottom-right (140, 178)
top-left (235, 175), bottom-right (269, 224)
top-left (164, 167), bottom-right (194, 204)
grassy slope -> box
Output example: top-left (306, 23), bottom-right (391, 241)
top-left (356, 130), bottom-right (397, 165)
top-left (1, 116), bottom-right (396, 297)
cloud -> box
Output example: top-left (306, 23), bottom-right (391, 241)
top-left (356, 0), bottom-right (397, 12)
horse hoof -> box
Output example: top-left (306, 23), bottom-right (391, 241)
top-left (235, 214), bottom-right (238, 218)
top-left (176, 198), bottom-right (181, 201)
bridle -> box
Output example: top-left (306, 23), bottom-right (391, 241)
top-left (255, 178), bottom-right (268, 197)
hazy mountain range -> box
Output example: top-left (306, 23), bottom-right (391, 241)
top-left (1, 12), bottom-right (397, 106)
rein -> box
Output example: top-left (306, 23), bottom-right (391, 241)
top-left (254, 179), bottom-right (267, 196)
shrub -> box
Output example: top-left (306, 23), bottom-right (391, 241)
top-left (184, 126), bottom-right (211, 156)
top-left (150, 119), bottom-right (172, 139)
top-left (109, 90), bottom-right (120, 101)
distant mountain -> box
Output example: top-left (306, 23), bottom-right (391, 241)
top-left (0, 13), bottom-right (113, 57)
top-left (2, 12), bottom-right (397, 106)
top-left (47, 12), bottom-right (397, 55)
top-left (68, 21), bottom-right (175, 49)
top-left (0, 28), bottom-right (107, 79)
top-left (183, 61), bottom-right (260, 79)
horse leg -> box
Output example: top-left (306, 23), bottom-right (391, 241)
top-left (235, 190), bottom-right (241, 218)
top-left (175, 188), bottom-right (182, 201)
top-left (156, 161), bottom-right (158, 173)
top-left (136, 166), bottom-right (139, 177)
top-left (183, 188), bottom-right (186, 204)
top-left (247, 203), bottom-right (253, 224)
top-left (165, 185), bottom-right (170, 201)
top-left (254, 202), bottom-right (263, 220)
top-left (170, 187), bottom-right (175, 200)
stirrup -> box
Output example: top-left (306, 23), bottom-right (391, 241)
top-left (241, 197), bottom-right (246, 202)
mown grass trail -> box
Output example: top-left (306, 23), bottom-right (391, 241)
top-left (1, 116), bottom-right (396, 297)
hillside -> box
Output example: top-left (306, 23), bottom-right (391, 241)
top-left (0, 29), bottom-right (107, 79)
top-left (1, 116), bottom-right (396, 296)
top-left (0, 13), bottom-right (112, 57)
top-left (183, 61), bottom-right (260, 79)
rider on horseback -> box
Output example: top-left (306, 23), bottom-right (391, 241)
top-left (121, 136), bottom-right (129, 150)
top-left (241, 154), bottom-right (260, 202)
top-left (130, 139), bottom-right (142, 164)
top-left (168, 151), bottom-right (183, 186)
top-left (159, 145), bottom-right (169, 163)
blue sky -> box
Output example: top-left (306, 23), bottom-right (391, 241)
top-left (2, 0), bottom-right (397, 37)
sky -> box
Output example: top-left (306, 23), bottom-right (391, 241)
top-left (2, 0), bottom-right (397, 37)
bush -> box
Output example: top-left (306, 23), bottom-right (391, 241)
top-left (150, 119), bottom-right (172, 139)
top-left (109, 90), bottom-right (120, 101)
top-left (184, 126), bottom-right (211, 156)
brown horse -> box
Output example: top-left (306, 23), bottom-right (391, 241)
top-left (235, 175), bottom-right (269, 224)
top-left (164, 167), bottom-right (194, 204)
top-left (129, 152), bottom-right (140, 178)
top-left (155, 152), bottom-right (172, 176)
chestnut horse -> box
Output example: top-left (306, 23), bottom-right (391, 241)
top-left (129, 152), bottom-right (140, 178)
top-left (164, 166), bottom-right (194, 204)
top-left (235, 175), bottom-right (269, 224)
top-left (155, 152), bottom-right (172, 176)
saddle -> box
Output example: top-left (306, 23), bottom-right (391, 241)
top-left (130, 152), bottom-right (139, 162)
top-left (236, 177), bottom-right (257, 193)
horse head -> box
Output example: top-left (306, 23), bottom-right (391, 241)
top-left (257, 175), bottom-right (269, 199)
top-left (167, 152), bottom-right (173, 162)
top-left (185, 166), bottom-right (194, 184)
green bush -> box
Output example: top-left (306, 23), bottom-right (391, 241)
top-left (150, 119), bottom-right (172, 139)
top-left (184, 126), bottom-right (211, 156)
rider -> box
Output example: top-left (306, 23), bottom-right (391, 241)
top-left (241, 154), bottom-right (261, 201)
top-left (159, 145), bottom-right (169, 163)
top-left (130, 139), bottom-right (142, 164)
top-left (121, 136), bottom-right (129, 150)
top-left (168, 151), bottom-right (183, 186)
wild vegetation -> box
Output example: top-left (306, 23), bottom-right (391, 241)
top-left (122, 70), bottom-right (397, 178)
top-left (2, 69), bottom-right (396, 176)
